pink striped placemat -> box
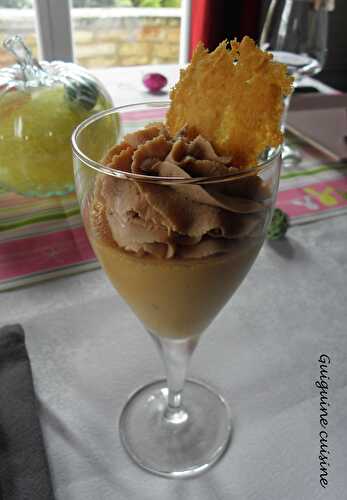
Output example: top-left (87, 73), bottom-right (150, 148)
top-left (0, 189), bottom-right (98, 291)
top-left (1, 123), bottom-right (347, 291)
top-left (276, 132), bottom-right (347, 224)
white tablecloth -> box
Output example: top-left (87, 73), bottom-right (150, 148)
top-left (1, 66), bottom-right (346, 500)
top-left (91, 64), bottom-right (336, 106)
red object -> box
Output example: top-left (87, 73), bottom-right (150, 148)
top-left (143, 73), bottom-right (168, 93)
top-left (190, 0), bottom-right (263, 58)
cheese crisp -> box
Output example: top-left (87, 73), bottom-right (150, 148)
top-left (166, 36), bottom-right (293, 167)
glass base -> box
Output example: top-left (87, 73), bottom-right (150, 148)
top-left (281, 142), bottom-right (302, 168)
top-left (119, 379), bottom-right (232, 478)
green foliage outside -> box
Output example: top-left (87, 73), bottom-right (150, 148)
top-left (161, 0), bottom-right (181, 6)
top-left (0, 0), bottom-right (181, 7)
top-left (74, 0), bottom-right (181, 6)
top-left (0, 0), bottom-right (32, 7)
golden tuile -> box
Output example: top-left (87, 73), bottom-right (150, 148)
top-left (166, 36), bottom-right (293, 167)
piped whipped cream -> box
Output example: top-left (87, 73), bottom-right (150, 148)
top-left (91, 124), bottom-right (269, 259)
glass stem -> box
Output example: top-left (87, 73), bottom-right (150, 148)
top-left (281, 88), bottom-right (302, 166)
top-left (152, 334), bottom-right (199, 424)
top-left (281, 93), bottom-right (293, 132)
top-left (3, 35), bottom-right (46, 83)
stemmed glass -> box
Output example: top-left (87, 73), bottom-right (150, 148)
top-left (72, 102), bottom-right (282, 477)
top-left (260, 0), bottom-right (331, 166)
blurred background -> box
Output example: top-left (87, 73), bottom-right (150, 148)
top-left (0, 0), bottom-right (182, 69)
top-left (0, 0), bottom-right (346, 90)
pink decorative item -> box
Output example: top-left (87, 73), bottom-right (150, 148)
top-left (142, 73), bottom-right (168, 93)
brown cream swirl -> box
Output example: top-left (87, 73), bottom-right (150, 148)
top-left (91, 124), bottom-right (270, 259)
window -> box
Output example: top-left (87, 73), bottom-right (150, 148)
top-left (0, 0), bottom-right (185, 71)
top-left (0, 0), bottom-right (38, 68)
top-left (71, 1), bottom-right (182, 69)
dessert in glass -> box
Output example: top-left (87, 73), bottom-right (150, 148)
top-left (72, 37), bottom-right (292, 477)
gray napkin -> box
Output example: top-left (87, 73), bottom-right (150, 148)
top-left (0, 324), bottom-right (55, 500)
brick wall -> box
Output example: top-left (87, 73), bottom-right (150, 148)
top-left (0, 10), bottom-right (38, 68)
top-left (0, 8), bottom-right (181, 70)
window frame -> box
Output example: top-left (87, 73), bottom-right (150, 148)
top-left (179, 0), bottom-right (192, 65)
top-left (33, 0), bottom-right (190, 65)
top-left (34, 0), bottom-right (74, 62)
